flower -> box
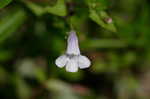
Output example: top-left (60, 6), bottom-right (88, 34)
top-left (55, 30), bottom-right (91, 72)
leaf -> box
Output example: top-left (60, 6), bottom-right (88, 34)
top-left (0, 67), bottom-right (8, 84)
top-left (46, 0), bottom-right (67, 16)
top-left (0, 8), bottom-right (27, 43)
top-left (116, 74), bottom-right (139, 99)
top-left (24, 0), bottom-right (67, 16)
top-left (89, 9), bottom-right (117, 32)
top-left (0, 50), bottom-right (13, 62)
top-left (14, 75), bottom-right (32, 99)
top-left (23, 1), bottom-right (45, 16)
top-left (81, 39), bottom-right (127, 50)
top-left (16, 58), bottom-right (46, 82)
top-left (91, 59), bottom-right (107, 73)
top-left (45, 79), bottom-right (79, 99)
top-left (0, 0), bottom-right (12, 9)
top-left (86, 0), bottom-right (108, 11)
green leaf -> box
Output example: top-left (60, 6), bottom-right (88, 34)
top-left (91, 59), bottom-right (107, 73)
top-left (46, 79), bottom-right (79, 99)
top-left (81, 39), bottom-right (127, 50)
top-left (24, 0), bottom-right (67, 16)
top-left (89, 10), bottom-right (117, 32)
top-left (0, 50), bottom-right (13, 62)
top-left (13, 75), bottom-right (32, 99)
top-left (24, 1), bottom-right (45, 16)
top-left (16, 58), bottom-right (46, 82)
top-left (0, 0), bottom-right (12, 9)
top-left (86, 0), bottom-right (108, 11)
top-left (116, 74), bottom-right (139, 99)
top-left (0, 67), bottom-right (8, 84)
top-left (46, 0), bottom-right (67, 16)
top-left (0, 8), bottom-right (27, 43)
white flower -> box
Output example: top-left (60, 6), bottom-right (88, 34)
top-left (55, 30), bottom-right (91, 72)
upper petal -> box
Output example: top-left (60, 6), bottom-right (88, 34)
top-left (66, 30), bottom-right (80, 55)
top-left (55, 55), bottom-right (69, 68)
top-left (78, 55), bottom-right (91, 69)
top-left (66, 58), bottom-right (78, 72)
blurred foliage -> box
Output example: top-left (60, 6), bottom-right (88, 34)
top-left (0, 8), bottom-right (27, 43)
top-left (0, 0), bottom-right (150, 99)
top-left (0, 0), bottom-right (12, 9)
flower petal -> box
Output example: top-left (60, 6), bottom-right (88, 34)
top-left (78, 55), bottom-right (91, 69)
top-left (55, 55), bottom-right (69, 68)
top-left (66, 58), bottom-right (78, 72)
top-left (66, 30), bottom-right (80, 55)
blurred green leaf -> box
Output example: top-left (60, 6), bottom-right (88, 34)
top-left (24, 0), bottom-right (67, 16)
top-left (35, 67), bottom-right (46, 83)
top-left (123, 52), bottom-right (136, 66)
top-left (107, 52), bottom-right (120, 72)
top-left (86, 0), bottom-right (108, 11)
top-left (58, 70), bottom-right (83, 81)
top-left (16, 59), bottom-right (38, 77)
top-left (0, 50), bottom-right (13, 62)
top-left (0, 67), bottom-right (8, 84)
top-left (92, 59), bottom-right (107, 73)
top-left (70, 14), bottom-right (88, 32)
top-left (46, 79), bottom-right (79, 99)
top-left (46, 0), bottom-right (67, 16)
top-left (81, 39), bottom-right (127, 50)
top-left (0, 0), bottom-right (12, 9)
top-left (0, 8), bottom-right (27, 43)
top-left (16, 58), bottom-right (46, 82)
top-left (118, 0), bottom-right (141, 14)
top-left (116, 73), bottom-right (139, 99)
top-left (51, 36), bottom-right (65, 54)
top-left (89, 10), bottom-right (117, 32)
top-left (24, 1), bottom-right (45, 16)
top-left (14, 75), bottom-right (32, 99)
